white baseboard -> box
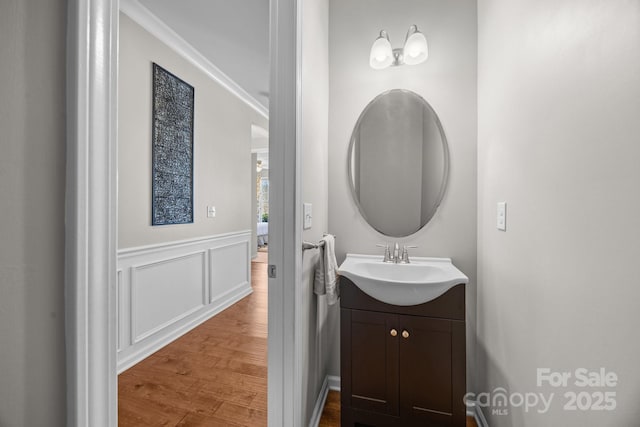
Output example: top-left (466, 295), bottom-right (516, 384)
top-left (308, 376), bottom-right (330, 427)
top-left (327, 375), bottom-right (340, 391)
top-left (117, 282), bottom-right (251, 373)
top-left (467, 401), bottom-right (490, 427)
top-left (309, 375), bottom-right (341, 427)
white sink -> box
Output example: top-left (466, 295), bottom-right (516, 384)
top-left (338, 254), bottom-right (468, 306)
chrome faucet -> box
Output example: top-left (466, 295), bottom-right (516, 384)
top-left (398, 245), bottom-right (418, 264)
top-left (393, 243), bottom-right (400, 263)
top-left (376, 243), bottom-right (394, 263)
top-left (378, 243), bottom-right (417, 263)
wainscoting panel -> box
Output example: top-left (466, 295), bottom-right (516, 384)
top-left (131, 251), bottom-right (206, 343)
top-left (209, 241), bottom-right (250, 304)
top-left (117, 230), bottom-right (252, 373)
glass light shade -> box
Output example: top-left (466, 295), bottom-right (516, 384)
top-left (369, 32), bottom-right (393, 70)
top-left (403, 25), bottom-right (428, 65)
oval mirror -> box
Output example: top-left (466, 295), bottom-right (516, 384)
top-left (348, 89), bottom-right (449, 237)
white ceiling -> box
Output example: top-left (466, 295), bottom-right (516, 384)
top-left (139, 0), bottom-right (270, 110)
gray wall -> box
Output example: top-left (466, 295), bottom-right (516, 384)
top-left (0, 0), bottom-right (67, 425)
top-left (477, 0), bottom-right (640, 425)
top-left (300, 0), bottom-right (331, 423)
top-left (328, 0), bottom-right (478, 385)
top-left (118, 13), bottom-right (268, 249)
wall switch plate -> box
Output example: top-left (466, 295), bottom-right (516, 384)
top-left (497, 201), bottom-right (507, 231)
top-left (207, 206), bottom-right (216, 218)
top-left (303, 203), bottom-right (312, 229)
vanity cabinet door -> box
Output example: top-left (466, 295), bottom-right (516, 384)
top-left (340, 278), bottom-right (466, 427)
top-left (398, 315), bottom-right (466, 426)
top-left (341, 308), bottom-right (399, 417)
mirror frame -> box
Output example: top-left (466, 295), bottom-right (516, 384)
top-left (347, 89), bottom-right (450, 237)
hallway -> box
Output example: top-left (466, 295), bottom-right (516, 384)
top-left (118, 254), bottom-right (268, 426)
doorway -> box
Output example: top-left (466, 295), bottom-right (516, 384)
top-left (115, 1), bottom-right (270, 423)
top-left (65, 0), bottom-right (301, 425)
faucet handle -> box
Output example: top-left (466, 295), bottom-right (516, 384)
top-left (400, 245), bottom-right (418, 264)
top-left (376, 243), bottom-right (393, 263)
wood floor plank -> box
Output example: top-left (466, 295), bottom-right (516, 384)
top-left (119, 256), bottom-right (269, 426)
top-left (118, 393), bottom-right (189, 427)
top-left (318, 390), bottom-right (340, 427)
top-left (174, 412), bottom-right (246, 427)
top-left (195, 382), bottom-right (257, 408)
top-left (211, 401), bottom-right (267, 427)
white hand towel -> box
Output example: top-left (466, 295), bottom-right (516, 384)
top-left (313, 246), bottom-right (326, 296)
top-left (313, 234), bottom-right (340, 305)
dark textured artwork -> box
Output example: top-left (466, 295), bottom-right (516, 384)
top-left (152, 63), bottom-right (194, 225)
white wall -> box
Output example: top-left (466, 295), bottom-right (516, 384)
top-left (300, 0), bottom-right (332, 423)
top-left (477, 0), bottom-right (640, 425)
top-left (328, 0), bottom-right (478, 384)
top-left (0, 1), bottom-right (67, 425)
top-left (118, 13), bottom-right (268, 249)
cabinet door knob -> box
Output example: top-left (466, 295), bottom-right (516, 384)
top-left (390, 329), bottom-right (398, 337)
top-left (402, 330), bottom-right (410, 339)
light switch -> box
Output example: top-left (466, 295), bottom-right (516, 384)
top-left (207, 206), bottom-right (216, 218)
top-left (303, 203), bottom-right (312, 229)
top-left (497, 202), bottom-right (506, 231)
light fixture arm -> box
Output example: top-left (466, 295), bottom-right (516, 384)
top-left (392, 48), bottom-right (404, 67)
top-left (405, 24), bottom-right (419, 42)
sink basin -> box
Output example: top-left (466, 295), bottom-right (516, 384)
top-left (338, 254), bottom-right (468, 306)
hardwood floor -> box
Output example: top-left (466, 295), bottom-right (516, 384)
top-left (119, 249), bottom-right (477, 427)
top-left (118, 254), bottom-right (268, 426)
top-left (318, 391), bottom-right (479, 427)
top-left (318, 390), bottom-right (341, 427)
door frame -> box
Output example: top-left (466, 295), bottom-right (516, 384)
top-left (268, 0), bottom-right (304, 424)
top-left (65, 0), bottom-right (302, 425)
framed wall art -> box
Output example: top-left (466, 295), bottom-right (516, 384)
top-left (151, 63), bottom-right (195, 225)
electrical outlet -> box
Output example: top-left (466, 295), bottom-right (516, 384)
top-left (207, 206), bottom-right (216, 218)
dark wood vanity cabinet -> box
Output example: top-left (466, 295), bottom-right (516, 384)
top-left (340, 277), bottom-right (466, 427)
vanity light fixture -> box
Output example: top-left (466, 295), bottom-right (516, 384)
top-left (369, 24), bottom-right (428, 70)
top-left (369, 30), bottom-right (394, 70)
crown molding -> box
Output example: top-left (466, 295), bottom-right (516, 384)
top-left (120, 0), bottom-right (269, 119)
